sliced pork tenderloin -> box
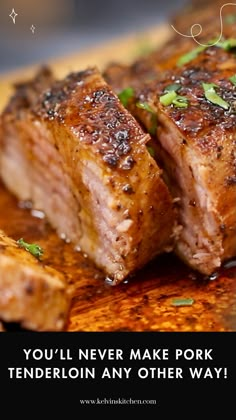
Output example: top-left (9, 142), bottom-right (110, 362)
top-left (0, 67), bottom-right (176, 284)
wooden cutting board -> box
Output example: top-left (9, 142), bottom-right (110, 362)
top-left (0, 23), bottom-right (235, 332)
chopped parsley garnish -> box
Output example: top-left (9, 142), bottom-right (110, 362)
top-left (171, 298), bottom-right (195, 306)
top-left (229, 74), bottom-right (236, 86)
top-left (177, 38), bottom-right (236, 67)
top-left (160, 90), bottom-right (177, 106)
top-left (202, 82), bottom-right (229, 110)
top-left (177, 45), bottom-right (205, 66)
top-left (164, 83), bottom-right (181, 93)
top-left (17, 238), bottom-right (44, 259)
top-left (136, 102), bottom-right (157, 135)
top-left (136, 102), bottom-right (155, 113)
top-left (172, 95), bottom-right (189, 108)
top-left (118, 87), bottom-right (134, 107)
top-left (216, 38), bottom-right (236, 51)
top-left (160, 86), bottom-right (188, 108)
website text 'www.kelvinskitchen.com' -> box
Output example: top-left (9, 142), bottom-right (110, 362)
top-left (79, 397), bottom-right (157, 406)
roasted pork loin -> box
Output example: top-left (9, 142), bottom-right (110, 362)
top-left (0, 230), bottom-right (71, 331)
top-left (106, 41), bottom-right (236, 275)
top-left (104, 1), bottom-right (236, 275)
top-left (0, 67), bottom-right (176, 285)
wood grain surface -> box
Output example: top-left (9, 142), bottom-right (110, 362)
top-left (0, 23), bottom-right (235, 332)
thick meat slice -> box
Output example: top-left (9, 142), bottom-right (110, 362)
top-left (104, 3), bottom-right (236, 275)
top-left (0, 67), bottom-right (176, 284)
top-left (0, 230), bottom-right (71, 331)
top-left (120, 43), bottom-right (236, 275)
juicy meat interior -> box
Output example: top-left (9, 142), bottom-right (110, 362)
top-left (106, 39), bottom-right (236, 275)
top-left (0, 67), bottom-right (176, 284)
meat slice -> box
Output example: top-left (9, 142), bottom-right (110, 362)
top-left (117, 43), bottom-right (236, 275)
top-left (104, 1), bottom-right (236, 276)
top-left (0, 67), bottom-right (176, 285)
top-left (104, 2), bottom-right (236, 92)
top-left (0, 230), bottom-right (71, 331)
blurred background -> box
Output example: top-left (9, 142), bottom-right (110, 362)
top-left (0, 0), bottom-right (187, 73)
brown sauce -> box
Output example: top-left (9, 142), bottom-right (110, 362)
top-left (0, 180), bottom-right (235, 332)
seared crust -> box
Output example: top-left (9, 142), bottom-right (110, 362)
top-left (0, 230), bottom-right (71, 331)
top-left (150, 46), bottom-right (236, 151)
top-left (119, 43), bottom-right (236, 274)
top-left (0, 67), bottom-right (176, 284)
top-left (35, 68), bottom-right (151, 170)
top-left (103, 0), bottom-right (236, 275)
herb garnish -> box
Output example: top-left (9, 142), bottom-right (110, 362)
top-left (118, 87), bottom-right (134, 107)
top-left (160, 91), bottom-right (177, 106)
top-left (17, 238), bottom-right (44, 259)
top-left (164, 83), bottom-right (181, 93)
top-left (177, 38), bottom-right (236, 67)
top-left (160, 84), bottom-right (188, 108)
top-left (229, 74), bottom-right (236, 86)
top-left (136, 102), bottom-right (157, 135)
top-left (172, 95), bottom-right (189, 108)
top-left (202, 82), bottom-right (229, 110)
top-left (136, 102), bottom-right (155, 113)
top-left (216, 38), bottom-right (236, 51)
top-left (171, 298), bottom-right (195, 306)
top-left (177, 45), bottom-right (205, 66)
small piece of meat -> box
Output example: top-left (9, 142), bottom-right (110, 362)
top-left (0, 67), bottom-right (176, 285)
top-left (121, 43), bottom-right (236, 275)
top-left (0, 230), bottom-right (71, 331)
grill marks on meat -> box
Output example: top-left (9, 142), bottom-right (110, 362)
top-left (0, 230), bottom-right (71, 331)
top-left (117, 45), bottom-right (236, 275)
top-left (0, 67), bottom-right (176, 285)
